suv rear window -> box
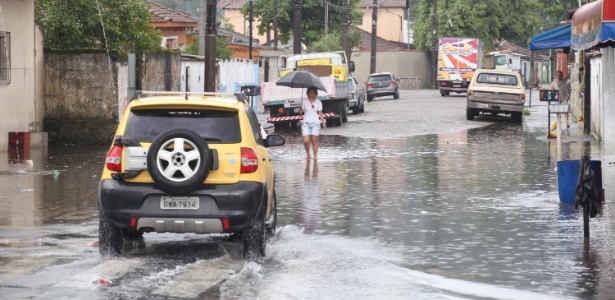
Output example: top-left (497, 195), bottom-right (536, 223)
top-left (368, 74), bottom-right (393, 82)
top-left (476, 73), bottom-right (518, 85)
top-left (125, 109), bottom-right (241, 143)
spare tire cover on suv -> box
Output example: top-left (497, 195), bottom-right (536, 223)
top-left (147, 128), bottom-right (212, 194)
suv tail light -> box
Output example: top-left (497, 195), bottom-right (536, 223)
top-left (390, 81), bottom-right (395, 86)
top-left (468, 90), bottom-right (473, 96)
top-left (240, 147), bottom-right (258, 173)
top-left (366, 83), bottom-right (372, 88)
top-left (106, 145), bottom-right (123, 172)
top-left (521, 93), bottom-right (526, 101)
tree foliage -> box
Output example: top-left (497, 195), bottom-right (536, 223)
top-left (35, 0), bottom-right (162, 51)
top-left (242, 0), bottom-right (362, 49)
top-left (413, 0), bottom-right (544, 50)
top-left (184, 35), bottom-right (233, 60)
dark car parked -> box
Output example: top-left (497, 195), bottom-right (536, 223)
top-left (348, 76), bottom-right (365, 114)
top-left (366, 72), bottom-right (399, 101)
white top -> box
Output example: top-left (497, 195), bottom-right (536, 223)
top-left (301, 99), bottom-right (323, 123)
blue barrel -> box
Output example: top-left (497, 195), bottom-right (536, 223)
top-left (557, 160), bottom-right (602, 204)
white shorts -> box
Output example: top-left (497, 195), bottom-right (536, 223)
top-left (301, 122), bottom-right (321, 136)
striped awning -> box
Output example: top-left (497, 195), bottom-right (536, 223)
top-left (571, 0), bottom-right (615, 50)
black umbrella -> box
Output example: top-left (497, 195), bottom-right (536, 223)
top-left (276, 71), bottom-right (328, 93)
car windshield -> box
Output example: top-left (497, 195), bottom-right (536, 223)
top-left (476, 73), bottom-right (518, 86)
top-left (368, 75), bottom-right (392, 83)
top-left (125, 109), bottom-right (241, 143)
top-left (347, 79), bottom-right (356, 89)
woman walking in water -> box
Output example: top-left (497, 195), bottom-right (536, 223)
top-left (298, 86), bottom-right (326, 160)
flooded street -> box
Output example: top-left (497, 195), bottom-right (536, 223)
top-left (1, 92), bottom-right (615, 299)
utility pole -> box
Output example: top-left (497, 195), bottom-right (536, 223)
top-left (293, 0), bottom-right (302, 54)
top-left (274, 0), bottom-right (278, 49)
top-left (343, 0), bottom-right (350, 60)
top-left (325, 0), bottom-right (329, 34)
top-left (431, 0), bottom-right (438, 89)
top-left (204, 0), bottom-right (216, 92)
top-left (370, 0), bottom-right (378, 74)
top-left (198, 0), bottom-right (206, 56)
top-left (249, 1), bottom-right (253, 61)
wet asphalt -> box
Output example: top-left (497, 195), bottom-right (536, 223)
top-left (0, 89), bottom-right (614, 299)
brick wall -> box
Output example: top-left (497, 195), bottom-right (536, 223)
top-left (398, 77), bottom-right (421, 90)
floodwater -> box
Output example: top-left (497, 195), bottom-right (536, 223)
top-left (1, 121), bottom-right (614, 299)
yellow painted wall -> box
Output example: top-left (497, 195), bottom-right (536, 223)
top-left (356, 8), bottom-right (405, 42)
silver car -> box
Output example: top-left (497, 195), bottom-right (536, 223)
top-left (366, 72), bottom-right (399, 101)
top-left (348, 76), bottom-right (365, 114)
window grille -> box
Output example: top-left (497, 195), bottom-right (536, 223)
top-left (0, 31), bottom-right (10, 84)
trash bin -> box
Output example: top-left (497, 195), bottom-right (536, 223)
top-left (557, 160), bottom-right (602, 204)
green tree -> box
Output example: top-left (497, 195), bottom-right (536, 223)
top-left (183, 35), bottom-right (232, 60)
top-left (413, 0), bottom-right (543, 50)
top-left (35, 0), bottom-right (162, 51)
top-left (241, 0), bottom-right (363, 49)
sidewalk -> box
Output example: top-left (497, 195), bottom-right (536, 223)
top-left (524, 87), bottom-right (609, 163)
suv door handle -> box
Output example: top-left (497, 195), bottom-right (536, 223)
top-left (262, 158), bottom-right (266, 161)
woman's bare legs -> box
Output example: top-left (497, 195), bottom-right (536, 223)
top-left (311, 135), bottom-right (319, 160)
top-left (303, 135), bottom-right (311, 160)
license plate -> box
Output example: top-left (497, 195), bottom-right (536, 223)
top-left (284, 102), bottom-right (300, 108)
top-left (160, 196), bottom-right (199, 209)
top-left (477, 103), bottom-right (489, 109)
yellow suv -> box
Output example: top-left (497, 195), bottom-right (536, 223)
top-left (98, 91), bottom-right (285, 259)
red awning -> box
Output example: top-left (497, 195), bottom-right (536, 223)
top-left (571, 0), bottom-right (615, 50)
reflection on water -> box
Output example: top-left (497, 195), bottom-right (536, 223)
top-left (271, 123), bottom-right (614, 298)
top-left (0, 146), bottom-right (106, 226)
top-left (1, 122), bottom-right (614, 298)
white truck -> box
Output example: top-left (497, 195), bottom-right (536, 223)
top-left (438, 38), bottom-right (484, 96)
top-left (261, 51), bottom-right (355, 127)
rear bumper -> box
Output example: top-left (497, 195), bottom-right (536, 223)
top-left (98, 179), bottom-right (266, 233)
top-left (366, 87), bottom-right (396, 96)
top-left (468, 102), bottom-right (523, 112)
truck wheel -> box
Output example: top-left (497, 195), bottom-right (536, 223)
top-left (367, 95), bottom-right (373, 102)
top-left (333, 103), bottom-right (343, 126)
top-left (466, 109), bottom-right (475, 120)
top-left (359, 97), bottom-right (365, 113)
top-left (440, 91), bottom-right (446, 96)
top-left (511, 112), bottom-right (523, 123)
top-left (342, 102), bottom-right (348, 122)
top-left (352, 104), bottom-right (359, 115)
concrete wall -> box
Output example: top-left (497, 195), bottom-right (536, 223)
top-left (350, 51), bottom-right (432, 89)
top-left (603, 48), bottom-right (615, 153)
top-left (140, 52), bottom-right (181, 91)
top-left (44, 52), bottom-right (124, 145)
top-left (0, 1), bottom-right (44, 149)
top-left (590, 55), bottom-right (603, 141)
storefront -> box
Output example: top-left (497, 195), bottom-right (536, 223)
top-left (571, 0), bottom-right (615, 150)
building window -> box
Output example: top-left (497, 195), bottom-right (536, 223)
top-left (0, 32), bottom-right (10, 85)
top-left (354, 15), bottom-right (363, 26)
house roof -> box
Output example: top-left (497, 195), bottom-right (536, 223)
top-left (358, 0), bottom-right (409, 8)
top-left (220, 0), bottom-right (408, 10)
top-left (496, 40), bottom-right (550, 60)
top-left (356, 28), bottom-right (412, 52)
top-left (218, 27), bottom-right (260, 45)
top-left (145, 0), bottom-right (198, 25)
top-left (219, 0), bottom-right (249, 10)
